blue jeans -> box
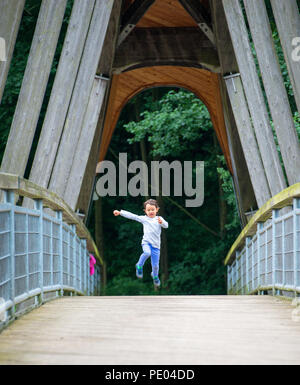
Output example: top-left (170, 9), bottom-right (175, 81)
top-left (137, 242), bottom-right (160, 277)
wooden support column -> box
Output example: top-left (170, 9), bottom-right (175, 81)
top-left (225, 75), bottom-right (271, 208)
top-left (270, 0), bottom-right (300, 113)
top-left (49, 0), bottom-right (121, 207)
top-left (244, 0), bottom-right (300, 186)
top-left (29, 0), bottom-right (96, 190)
top-left (223, 0), bottom-right (286, 197)
top-left (64, 77), bottom-right (108, 210)
top-left (0, 0), bottom-right (67, 176)
top-left (0, 0), bottom-right (25, 103)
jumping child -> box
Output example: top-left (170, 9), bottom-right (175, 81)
top-left (113, 199), bottom-right (168, 287)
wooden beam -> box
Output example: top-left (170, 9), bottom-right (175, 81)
top-left (244, 0), bottom-right (300, 186)
top-left (218, 76), bottom-right (256, 225)
top-left (63, 78), bottom-right (108, 210)
top-left (0, 0), bottom-right (68, 177)
top-left (28, 0), bottom-right (96, 191)
top-left (223, 0), bottom-right (286, 197)
top-left (225, 75), bottom-right (271, 208)
top-left (270, 0), bottom-right (300, 114)
top-left (0, 0), bottom-right (25, 103)
top-left (178, 0), bottom-right (215, 45)
top-left (48, 0), bottom-right (121, 204)
top-left (114, 27), bottom-right (220, 73)
top-left (118, 0), bottom-right (155, 46)
top-left (210, 0), bottom-right (238, 74)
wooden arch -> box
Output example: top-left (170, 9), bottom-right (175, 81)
top-left (98, 65), bottom-right (232, 173)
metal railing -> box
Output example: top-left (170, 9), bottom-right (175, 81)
top-left (225, 183), bottom-right (300, 297)
top-left (0, 173), bottom-right (102, 329)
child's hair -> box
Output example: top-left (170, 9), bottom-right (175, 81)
top-left (143, 199), bottom-right (159, 209)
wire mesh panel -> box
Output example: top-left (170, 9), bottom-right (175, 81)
top-left (241, 249), bottom-right (246, 293)
top-left (52, 221), bottom-right (61, 286)
top-left (69, 229), bottom-right (75, 288)
top-left (43, 217), bottom-right (52, 288)
top-left (0, 188), bottom-right (100, 330)
top-left (274, 219), bottom-right (283, 286)
top-left (14, 212), bottom-right (27, 297)
top-left (28, 213), bottom-right (40, 291)
top-left (247, 239), bottom-right (253, 292)
top-left (297, 212), bottom-right (300, 288)
top-left (259, 227), bottom-right (267, 287)
top-left (62, 225), bottom-right (69, 286)
top-left (284, 215), bottom-right (294, 286)
top-left (0, 210), bottom-right (11, 302)
top-left (236, 253), bottom-right (241, 293)
top-left (75, 238), bottom-right (81, 292)
top-left (266, 224), bottom-right (273, 286)
top-left (252, 235), bottom-right (258, 289)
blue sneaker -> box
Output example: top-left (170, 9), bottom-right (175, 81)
top-left (151, 272), bottom-right (161, 287)
top-left (136, 264), bottom-right (143, 279)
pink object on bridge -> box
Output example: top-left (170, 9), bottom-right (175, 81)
top-left (89, 254), bottom-right (96, 275)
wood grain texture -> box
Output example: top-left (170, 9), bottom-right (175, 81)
top-left (0, 0), bottom-right (25, 103)
top-left (0, 296), bottom-right (299, 365)
top-left (98, 66), bottom-right (232, 173)
top-left (245, 0), bottom-right (300, 186)
top-left (28, 0), bottom-right (96, 190)
top-left (270, 0), bottom-right (300, 114)
top-left (0, 0), bottom-right (68, 177)
top-left (223, 0), bottom-right (286, 196)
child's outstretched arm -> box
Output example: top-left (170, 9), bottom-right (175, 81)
top-left (113, 209), bottom-right (145, 224)
top-left (158, 216), bottom-right (168, 229)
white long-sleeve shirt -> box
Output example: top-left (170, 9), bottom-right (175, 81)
top-left (120, 209), bottom-right (168, 249)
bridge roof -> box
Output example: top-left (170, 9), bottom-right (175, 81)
top-left (98, 0), bottom-right (232, 173)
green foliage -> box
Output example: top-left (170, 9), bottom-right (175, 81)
top-left (124, 90), bottom-right (212, 157)
top-left (100, 88), bottom-right (241, 296)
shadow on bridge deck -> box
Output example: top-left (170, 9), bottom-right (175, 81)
top-left (0, 295), bottom-right (299, 365)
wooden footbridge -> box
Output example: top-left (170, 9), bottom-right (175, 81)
top-left (1, 0), bottom-right (300, 365)
top-left (1, 296), bottom-right (300, 365)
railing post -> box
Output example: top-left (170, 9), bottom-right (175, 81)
top-left (4, 191), bottom-right (15, 318)
top-left (34, 199), bottom-right (44, 303)
top-left (272, 209), bottom-right (279, 296)
top-left (56, 211), bottom-right (63, 296)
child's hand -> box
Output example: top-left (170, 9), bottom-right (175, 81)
top-left (113, 210), bottom-right (120, 216)
top-left (157, 217), bottom-right (162, 224)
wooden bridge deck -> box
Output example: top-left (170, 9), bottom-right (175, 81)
top-left (0, 295), bottom-right (300, 365)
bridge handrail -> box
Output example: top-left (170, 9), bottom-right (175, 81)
top-left (0, 172), bottom-right (103, 266)
top-left (225, 183), bottom-right (300, 266)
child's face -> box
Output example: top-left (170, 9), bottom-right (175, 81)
top-left (144, 204), bottom-right (159, 218)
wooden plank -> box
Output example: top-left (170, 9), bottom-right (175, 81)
top-left (48, 0), bottom-right (121, 200)
top-left (218, 76), bottom-right (256, 226)
top-left (0, 0), bottom-right (25, 103)
top-left (223, 0), bottom-right (286, 197)
top-left (225, 75), bottom-right (271, 208)
top-left (64, 78), bottom-right (108, 210)
top-left (136, 0), bottom-right (198, 27)
top-left (28, 0), bottom-right (96, 190)
top-left (178, 0), bottom-right (215, 45)
top-left (270, 0), bottom-right (300, 113)
top-left (114, 27), bottom-right (219, 74)
top-left (244, 0), bottom-right (300, 186)
top-left (118, 0), bottom-right (155, 46)
top-left (0, 0), bottom-right (68, 177)
top-left (210, 0), bottom-right (238, 74)
top-left (0, 296), bottom-right (300, 364)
